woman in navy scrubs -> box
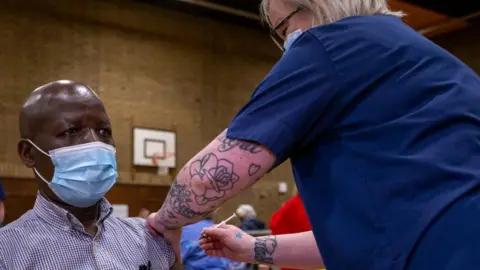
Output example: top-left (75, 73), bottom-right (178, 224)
top-left (149, 0), bottom-right (480, 269)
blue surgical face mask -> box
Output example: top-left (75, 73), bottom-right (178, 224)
top-left (283, 29), bottom-right (303, 51)
top-left (24, 140), bottom-right (118, 208)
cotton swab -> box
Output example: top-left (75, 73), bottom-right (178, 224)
top-left (199, 213), bottom-right (238, 240)
top-left (214, 213), bottom-right (237, 228)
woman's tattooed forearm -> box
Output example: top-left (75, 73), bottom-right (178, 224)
top-left (161, 151), bottom-right (242, 225)
top-left (159, 129), bottom-right (265, 227)
top-left (254, 236), bottom-right (278, 264)
top-left (164, 181), bottom-right (210, 220)
top-left (189, 152), bottom-right (240, 205)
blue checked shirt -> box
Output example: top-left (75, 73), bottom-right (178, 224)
top-left (0, 194), bottom-right (175, 270)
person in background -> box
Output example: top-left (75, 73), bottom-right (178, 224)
top-left (236, 204), bottom-right (266, 231)
top-left (181, 211), bottom-right (240, 270)
top-left (270, 186), bottom-right (311, 237)
top-left (269, 187), bottom-right (315, 270)
top-left (0, 182), bottom-right (5, 228)
top-left (0, 80), bottom-right (177, 270)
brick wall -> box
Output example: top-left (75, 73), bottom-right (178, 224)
top-left (0, 0), bottom-right (293, 223)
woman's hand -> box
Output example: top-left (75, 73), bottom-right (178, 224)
top-left (146, 213), bottom-right (183, 263)
top-left (199, 224), bottom-right (255, 263)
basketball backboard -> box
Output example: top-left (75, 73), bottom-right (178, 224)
top-left (132, 127), bottom-right (176, 168)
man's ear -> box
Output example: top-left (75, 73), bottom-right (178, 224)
top-left (18, 140), bottom-right (35, 168)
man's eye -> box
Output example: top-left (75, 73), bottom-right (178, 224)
top-left (98, 128), bottom-right (112, 136)
top-left (62, 128), bottom-right (80, 136)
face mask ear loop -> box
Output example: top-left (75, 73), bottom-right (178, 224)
top-left (33, 167), bottom-right (50, 183)
top-left (21, 139), bottom-right (50, 157)
top-left (21, 139), bottom-right (53, 186)
top-left (33, 167), bottom-right (63, 200)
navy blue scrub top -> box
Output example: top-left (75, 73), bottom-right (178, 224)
top-left (227, 15), bottom-right (480, 270)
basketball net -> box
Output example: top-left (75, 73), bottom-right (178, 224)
top-left (152, 152), bottom-right (175, 176)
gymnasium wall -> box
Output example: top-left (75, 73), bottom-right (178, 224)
top-left (0, 0), bottom-right (293, 224)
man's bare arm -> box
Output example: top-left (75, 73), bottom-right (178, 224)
top-left (154, 129), bottom-right (276, 229)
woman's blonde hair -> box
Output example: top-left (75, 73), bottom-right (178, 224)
top-left (260, 0), bottom-right (404, 28)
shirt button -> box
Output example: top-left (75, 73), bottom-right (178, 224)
top-left (63, 226), bottom-right (69, 231)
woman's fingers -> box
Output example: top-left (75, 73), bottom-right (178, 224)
top-left (199, 235), bottom-right (219, 244)
top-left (201, 226), bottom-right (228, 241)
top-left (200, 240), bottom-right (223, 249)
top-left (200, 242), bottom-right (215, 250)
top-left (204, 249), bottom-right (225, 257)
top-left (200, 223), bottom-right (238, 242)
top-left (198, 238), bottom-right (209, 245)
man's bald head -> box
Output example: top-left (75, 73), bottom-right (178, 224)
top-left (19, 80), bottom-right (102, 139)
top-left (17, 80), bottom-right (114, 204)
top-left (18, 80), bottom-right (114, 210)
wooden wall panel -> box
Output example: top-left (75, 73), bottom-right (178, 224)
top-left (2, 177), bottom-right (169, 224)
top-left (389, 0), bottom-right (470, 37)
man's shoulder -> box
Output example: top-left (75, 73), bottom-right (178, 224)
top-left (106, 216), bottom-right (170, 245)
top-left (111, 216), bottom-right (146, 227)
top-left (0, 210), bottom-right (37, 236)
top-left (106, 216), bottom-right (149, 235)
top-left (107, 217), bottom-right (176, 267)
top-left (0, 211), bottom-right (39, 251)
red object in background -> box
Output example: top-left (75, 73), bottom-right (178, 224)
top-left (270, 194), bottom-right (312, 270)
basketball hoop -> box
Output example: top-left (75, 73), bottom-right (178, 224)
top-left (152, 152), bottom-right (175, 176)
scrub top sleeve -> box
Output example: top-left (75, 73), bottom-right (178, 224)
top-left (227, 32), bottom-right (339, 166)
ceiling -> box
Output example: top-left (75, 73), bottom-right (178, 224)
top-left (137, 0), bottom-right (479, 37)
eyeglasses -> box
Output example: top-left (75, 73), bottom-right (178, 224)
top-left (269, 6), bottom-right (303, 51)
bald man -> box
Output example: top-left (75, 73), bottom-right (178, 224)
top-left (0, 81), bottom-right (177, 270)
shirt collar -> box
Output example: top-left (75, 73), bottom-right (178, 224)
top-left (33, 193), bottom-right (113, 232)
